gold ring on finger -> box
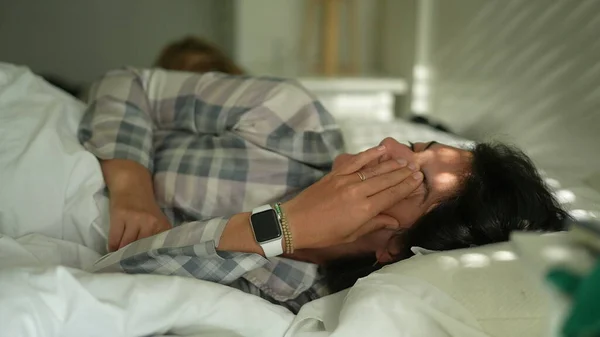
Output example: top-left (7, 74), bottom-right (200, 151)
top-left (356, 171), bottom-right (367, 182)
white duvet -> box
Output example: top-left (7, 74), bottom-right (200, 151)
top-left (0, 233), bottom-right (492, 337)
top-left (1, 63), bottom-right (579, 337)
top-left (0, 235), bottom-right (294, 337)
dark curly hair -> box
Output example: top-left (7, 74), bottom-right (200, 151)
top-left (325, 142), bottom-right (569, 292)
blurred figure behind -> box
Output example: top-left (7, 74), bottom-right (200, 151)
top-left (155, 36), bottom-right (244, 75)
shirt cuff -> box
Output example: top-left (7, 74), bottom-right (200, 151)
top-left (91, 216), bottom-right (231, 272)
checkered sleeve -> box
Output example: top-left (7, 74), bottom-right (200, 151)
top-left (78, 68), bottom-right (156, 171)
top-left (80, 68), bottom-right (345, 170)
top-left (91, 217), bottom-right (271, 284)
top-left (227, 276), bottom-right (328, 314)
top-left (232, 78), bottom-right (345, 168)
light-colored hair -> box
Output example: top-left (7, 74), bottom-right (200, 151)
top-left (155, 36), bottom-right (244, 75)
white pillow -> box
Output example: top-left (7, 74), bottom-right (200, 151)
top-left (0, 63), bottom-right (106, 253)
top-left (292, 242), bottom-right (551, 337)
top-left (372, 242), bottom-right (551, 337)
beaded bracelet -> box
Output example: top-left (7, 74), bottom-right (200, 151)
top-left (273, 202), bottom-right (294, 254)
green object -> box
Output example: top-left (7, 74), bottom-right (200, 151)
top-left (273, 203), bottom-right (282, 219)
top-left (547, 260), bottom-right (600, 337)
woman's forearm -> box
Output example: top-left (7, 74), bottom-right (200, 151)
top-left (101, 159), bottom-right (155, 196)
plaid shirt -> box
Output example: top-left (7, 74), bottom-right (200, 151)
top-left (78, 68), bottom-right (345, 313)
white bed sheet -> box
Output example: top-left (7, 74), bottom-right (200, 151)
top-left (0, 233), bottom-right (488, 337)
top-left (0, 63), bottom-right (107, 253)
top-left (288, 275), bottom-right (490, 337)
top-left (0, 234), bottom-right (295, 337)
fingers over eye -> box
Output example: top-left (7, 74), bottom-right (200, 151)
top-left (359, 167), bottom-right (416, 195)
top-left (335, 145), bottom-right (386, 175)
top-left (359, 159), bottom-right (409, 180)
top-left (366, 171), bottom-right (424, 211)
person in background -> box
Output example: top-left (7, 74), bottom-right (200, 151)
top-left (154, 36), bottom-right (245, 75)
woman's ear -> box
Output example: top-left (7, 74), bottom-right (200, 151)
top-left (426, 202), bottom-right (440, 213)
top-left (375, 248), bottom-right (395, 264)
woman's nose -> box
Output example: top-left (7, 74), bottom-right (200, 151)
top-left (379, 137), bottom-right (396, 148)
top-left (380, 137), bottom-right (416, 160)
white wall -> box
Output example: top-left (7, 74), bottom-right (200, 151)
top-left (422, 0), bottom-right (600, 199)
top-left (234, 0), bottom-right (381, 77)
top-left (0, 0), bottom-right (234, 83)
top-left (234, 0), bottom-right (302, 76)
top-left (379, 0), bottom-right (416, 78)
top-left (233, 0), bottom-right (417, 118)
top-left (379, 0), bottom-right (417, 116)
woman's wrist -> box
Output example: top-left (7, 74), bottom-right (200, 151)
top-left (101, 159), bottom-right (154, 195)
top-left (217, 212), bottom-right (265, 255)
top-left (217, 208), bottom-right (307, 257)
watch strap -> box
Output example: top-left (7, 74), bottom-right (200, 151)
top-left (252, 204), bottom-right (272, 214)
top-left (261, 238), bottom-right (283, 257)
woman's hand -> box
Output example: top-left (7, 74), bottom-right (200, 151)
top-left (108, 191), bottom-right (172, 251)
top-left (100, 159), bottom-right (173, 252)
top-left (283, 145), bottom-right (423, 250)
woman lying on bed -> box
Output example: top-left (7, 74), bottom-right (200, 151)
top-left (79, 68), bottom-right (567, 313)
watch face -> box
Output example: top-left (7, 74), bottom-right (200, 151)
top-left (251, 209), bottom-right (282, 242)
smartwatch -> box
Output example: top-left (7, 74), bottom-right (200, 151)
top-left (250, 205), bottom-right (283, 257)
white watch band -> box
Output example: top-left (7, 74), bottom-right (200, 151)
top-left (253, 204), bottom-right (272, 213)
top-left (251, 205), bottom-right (283, 257)
top-left (261, 239), bottom-right (283, 258)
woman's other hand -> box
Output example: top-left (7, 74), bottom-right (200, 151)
top-left (284, 145), bottom-right (423, 250)
top-left (108, 191), bottom-right (172, 251)
top-left (100, 159), bottom-right (173, 252)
